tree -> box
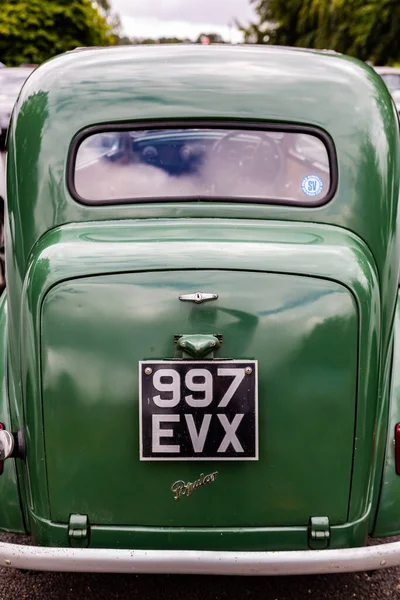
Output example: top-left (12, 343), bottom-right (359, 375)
top-left (348, 0), bottom-right (400, 65)
top-left (159, 37), bottom-right (187, 44)
top-left (239, 0), bottom-right (332, 46)
top-left (0, 0), bottom-right (114, 66)
top-left (129, 36), bottom-right (192, 45)
top-left (93, 0), bottom-right (111, 11)
top-left (92, 0), bottom-right (122, 43)
top-left (239, 0), bottom-right (400, 64)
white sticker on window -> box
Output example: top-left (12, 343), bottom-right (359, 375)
top-left (301, 174), bottom-right (324, 197)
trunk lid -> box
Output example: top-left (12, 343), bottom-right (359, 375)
top-left (41, 269), bottom-right (357, 527)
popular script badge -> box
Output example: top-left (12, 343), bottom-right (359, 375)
top-left (171, 471), bottom-right (218, 501)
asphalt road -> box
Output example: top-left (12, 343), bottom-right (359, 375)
top-left (1, 531), bottom-right (400, 599)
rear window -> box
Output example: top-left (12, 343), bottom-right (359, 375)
top-left (71, 126), bottom-right (334, 205)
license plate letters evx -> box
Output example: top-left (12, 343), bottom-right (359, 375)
top-left (139, 360), bottom-right (258, 461)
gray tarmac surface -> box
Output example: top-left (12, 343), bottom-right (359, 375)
top-left (1, 532), bottom-right (400, 599)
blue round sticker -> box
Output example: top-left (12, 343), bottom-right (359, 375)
top-left (301, 175), bottom-right (324, 197)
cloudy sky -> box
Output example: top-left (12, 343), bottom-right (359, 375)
top-left (109, 0), bottom-right (256, 42)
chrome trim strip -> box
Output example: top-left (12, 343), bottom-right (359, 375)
top-left (0, 541), bottom-right (399, 574)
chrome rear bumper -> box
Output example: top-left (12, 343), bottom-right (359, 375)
top-left (0, 540), bottom-right (399, 574)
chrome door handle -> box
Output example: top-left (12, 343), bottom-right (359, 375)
top-left (179, 292), bottom-right (218, 304)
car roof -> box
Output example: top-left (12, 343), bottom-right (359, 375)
top-left (16, 44), bottom-right (386, 127)
top-left (9, 44), bottom-right (399, 286)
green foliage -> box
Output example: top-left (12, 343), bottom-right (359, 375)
top-left (93, 0), bottom-right (122, 43)
top-left (128, 34), bottom-right (224, 46)
top-left (158, 37), bottom-right (187, 44)
top-left (240, 0), bottom-right (400, 64)
top-left (93, 0), bottom-right (111, 12)
top-left (0, 0), bottom-right (114, 66)
top-left (129, 37), bottom-right (189, 45)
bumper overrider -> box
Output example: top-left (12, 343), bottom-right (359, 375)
top-left (1, 541), bottom-right (400, 574)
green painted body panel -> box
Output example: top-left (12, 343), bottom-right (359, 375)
top-left (368, 329), bottom-right (394, 532)
top-left (3, 45), bottom-right (400, 550)
top-left (0, 294), bottom-right (25, 533)
top-left (374, 292), bottom-right (400, 536)
top-left (18, 219), bottom-right (380, 548)
top-left (29, 512), bottom-right (370, 550)
top-left (41, 271), bottom-right (357, 527)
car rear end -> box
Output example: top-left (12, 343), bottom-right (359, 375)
top-left (2, 45), bottom-right (400, 574)
top-left (18, 123), bottom-right (379, 556)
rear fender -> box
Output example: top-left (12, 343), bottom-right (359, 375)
top-left (0, 293), bottom-right (25, 533)
top-left (373, 291), bottom-right (400, 536)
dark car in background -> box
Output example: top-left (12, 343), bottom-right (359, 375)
top-left (0, 67), bottom-right (34, 149)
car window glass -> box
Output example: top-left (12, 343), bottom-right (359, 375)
top-left (73, 128), bottom-right (332, 205)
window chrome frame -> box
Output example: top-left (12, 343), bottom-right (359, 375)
top-left (67, 120), bottom-right (338, 208)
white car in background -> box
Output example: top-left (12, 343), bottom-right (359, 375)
top-left (374, 66), bottom-right (400, 112)
top-left (0, 67), bottom-right (34, 149)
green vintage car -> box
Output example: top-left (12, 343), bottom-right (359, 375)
top-left (0, 44), bottom-right (400, 575)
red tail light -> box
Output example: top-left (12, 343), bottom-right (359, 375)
top-left (395, 423), bottom-right (400, 475)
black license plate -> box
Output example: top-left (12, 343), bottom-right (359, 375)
top-left (139, 360), bottom-right (258, 461)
